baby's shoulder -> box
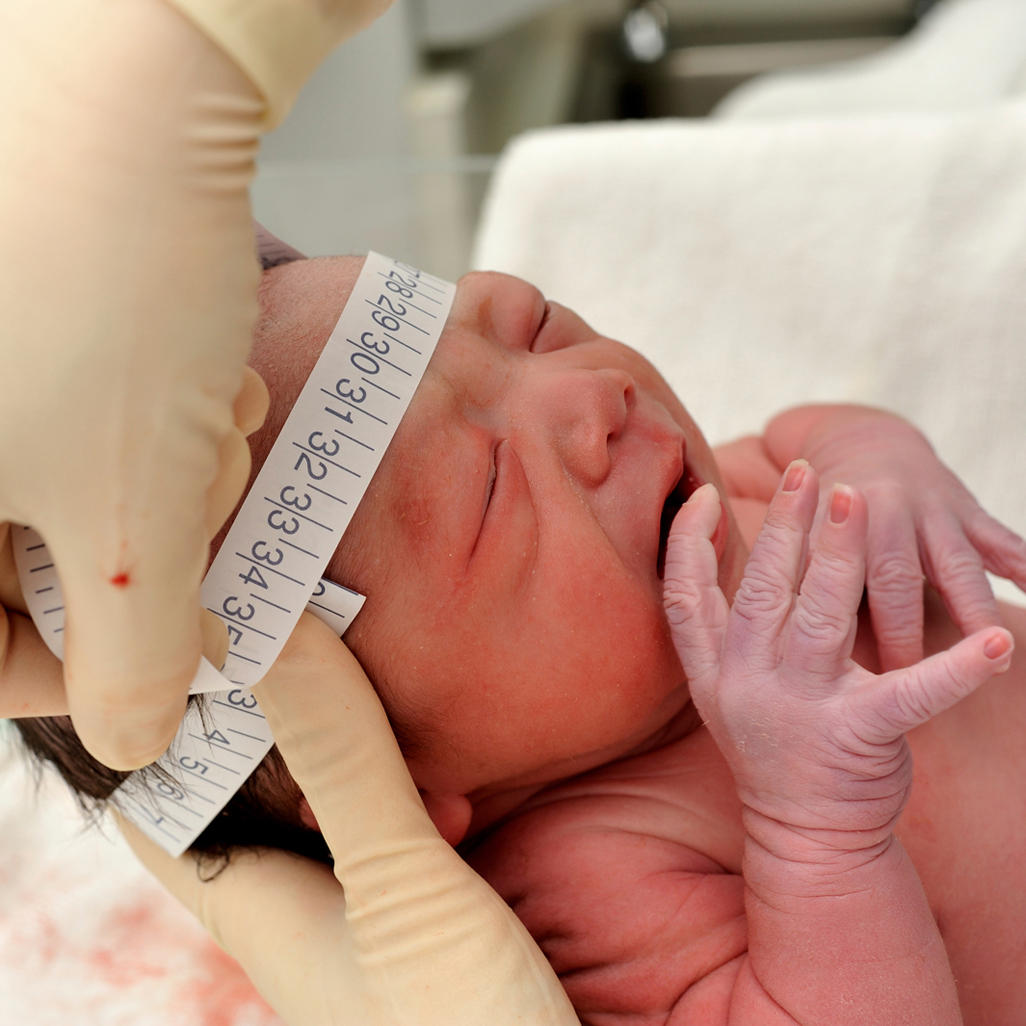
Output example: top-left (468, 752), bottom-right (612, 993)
top-left (465, 737), bottom-right (748, 1023)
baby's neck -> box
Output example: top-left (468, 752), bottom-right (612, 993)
top-left (462, 699), bottom-right (704, 845)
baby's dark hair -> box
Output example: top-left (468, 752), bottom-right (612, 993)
top-left (14, 702), bottom-right (331, 873)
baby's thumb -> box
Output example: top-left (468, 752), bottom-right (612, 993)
top-left (663, 484), bottom-right (728, 686)
top-left (859, 627), bottom-right (1013, 744)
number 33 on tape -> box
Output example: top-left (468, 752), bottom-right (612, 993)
top-left (12, 252), bottom-right (456, 855)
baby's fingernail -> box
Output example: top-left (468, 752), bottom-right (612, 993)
top-left (783, 460), bottom-right (807, 493)
top-left (984, 631), bottom-right (1012, 662)
top-left (829, 484), bottom-right (853, 525)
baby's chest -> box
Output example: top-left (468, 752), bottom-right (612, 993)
top-left (466, 766), bottom-right (747, 1023)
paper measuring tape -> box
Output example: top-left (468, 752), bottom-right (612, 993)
top-left (13, 252), bottom-right (456, 856)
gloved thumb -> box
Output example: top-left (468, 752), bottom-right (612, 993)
top-left (252, 613), bottom-right (437, 863)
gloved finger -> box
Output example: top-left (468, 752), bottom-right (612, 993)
top-left (785, 484), bottom-right (867, 682)
top-left (727, 460), bottom-right (818, 669)
top-left (233, 366), bottom-right (270, 438)
top-left (0, 523), bottom-right (27, 613)
top-left (203, 368), bottom-right (267, 540)
top-left (200, 607), bottom-right (229, 671)
top-left (250, 615), bottom-right (442, 877)
top-left (921, 513), bottom-right (1000, 638)
top-left (662, 484), bottom-right (729, 689)
top-left (54, 518), bottom-right (205, 770)
top-left (203, 424), bottom-right (255, 540)
top-left (115, 815), bottom-right (372, 1025)
top-left (1, 609), bottom-right (69, 718)
top-left (852, 627), bottom-right (1013, 745)
top-left (863, 490), bottom-right (924, 671)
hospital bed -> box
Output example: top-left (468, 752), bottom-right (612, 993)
top-left (2, 0), bottom-right (1025, 1021)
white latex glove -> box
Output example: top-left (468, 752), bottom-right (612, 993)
top-left (121, 614), bottom-right (579, 1026)
top-left (0, 0), bottom-right (386, 769)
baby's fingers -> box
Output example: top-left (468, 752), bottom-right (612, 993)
top-left (854, 627), bottom-right (1013, 745)
top-left (863, 489), bottom-right (924, 670)
top-left (921, 512), bottom-right (1000, 641)
top-left (967, 511), bottom-right (1026, 595)
top-left (785, 484), bottom-right (867, 681)
top-left (727, 460), bottom-right (818, 669)
top-left (663, 484), bottom-right (729, 687)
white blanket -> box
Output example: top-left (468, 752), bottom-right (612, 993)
top-left (4, 1), bottom-right (1026, 1021)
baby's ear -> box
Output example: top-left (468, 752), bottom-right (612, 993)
top-left (418, 791), bottom-right (473, 847)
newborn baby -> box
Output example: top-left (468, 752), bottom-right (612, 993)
top-left (15, 255), bottom-right (1026, 1025)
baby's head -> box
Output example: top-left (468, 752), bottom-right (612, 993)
top-left (17, 255), bottom-right (746, 857)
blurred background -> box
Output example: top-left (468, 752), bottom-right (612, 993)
top-left (252, 0), bottom-right (943, 278)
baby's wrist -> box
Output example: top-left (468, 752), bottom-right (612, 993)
top-left (741, 803), bottom-right (899, 885)
top-left (744, 830), bottom-right (906, 917)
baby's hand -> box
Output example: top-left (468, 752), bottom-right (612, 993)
top-left (663, 463), bottom-right (1014, 858)
top-left (772, 406), bottom-right (1026, 670)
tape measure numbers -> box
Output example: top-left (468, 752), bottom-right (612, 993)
top-left (13, 252), bottom-right (456, 855)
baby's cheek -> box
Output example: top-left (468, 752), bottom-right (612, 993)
top-left (562, 597), bottom-right (684, 714)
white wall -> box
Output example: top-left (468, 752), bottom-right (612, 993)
top-left (252, 1), bottom-right (426, 265)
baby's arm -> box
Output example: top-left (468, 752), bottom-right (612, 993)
top-left (663, 464), bottom-right (1014, 1026)
top-left (719, 404), bottom-right (1026, 669)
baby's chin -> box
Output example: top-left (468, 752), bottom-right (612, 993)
top-left (467, 680), bottom-right (697, 785)
top-left (441, 691), bottom-right (703, 844)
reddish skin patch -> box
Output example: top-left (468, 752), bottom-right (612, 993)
top-left (109, 572), bottom-right (131, 587)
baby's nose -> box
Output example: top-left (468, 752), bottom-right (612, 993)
top-left (545, 368), bottom-right (634, 486)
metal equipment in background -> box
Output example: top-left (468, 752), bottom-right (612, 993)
top-left (576, 0), bottom-right (941, 120)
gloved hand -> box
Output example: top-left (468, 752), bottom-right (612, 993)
top-left (120, 614), bottom-right (579, 1026)
top-left (0, 0), bottom-right (386, 769)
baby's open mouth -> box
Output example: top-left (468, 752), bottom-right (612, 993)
top-left (656, 465), bottom-right (700, 579)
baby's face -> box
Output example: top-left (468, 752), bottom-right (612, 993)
top-left (249, 257), bottom-right (746, 802)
